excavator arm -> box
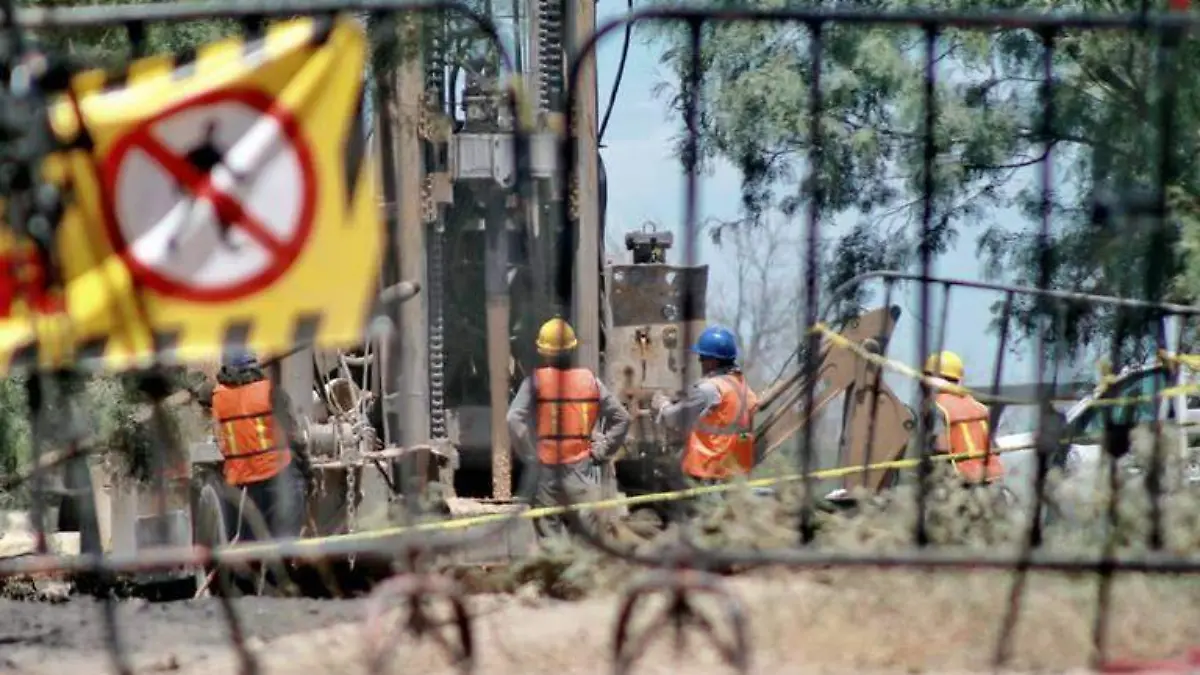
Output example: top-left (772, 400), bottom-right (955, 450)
top-left (753, 305), bottom-right (916, 492)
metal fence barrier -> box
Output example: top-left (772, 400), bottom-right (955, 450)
top-left (557, 6), bottom-right (1200, 674)
top-left (0, 2), bottom-right (1197, 674)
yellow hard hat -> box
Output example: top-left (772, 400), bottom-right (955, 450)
top-left (924, 350), bottom-right (964, 382)
top-left (536, 317), bottom-right (578, 355)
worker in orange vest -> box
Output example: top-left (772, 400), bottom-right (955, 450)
top-left (198, 351), bottom-right (311, 540)
top-left (652, 325), bottom-right (759, 489)
top-left (507, 317), bottom-right (631, 538)
top-left (923, 350), bottom-right (1004, 484)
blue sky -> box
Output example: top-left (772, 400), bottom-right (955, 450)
top-left (587, 4), bottom-right (1047, 407)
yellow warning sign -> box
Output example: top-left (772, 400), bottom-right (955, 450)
top-left (0, 15), bottom-right (383, 373)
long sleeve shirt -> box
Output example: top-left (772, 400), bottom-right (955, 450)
top-left (506, 372), bottom-right (632, 464)
top-left (657, 380), bottom-right (722, 433)
top-left (657, 366), bottom-right (747, 433)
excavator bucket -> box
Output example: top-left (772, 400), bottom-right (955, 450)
top-left (755, 305), bottom-right (915, 492)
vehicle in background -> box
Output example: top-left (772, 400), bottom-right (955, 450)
top-left (995, 358), bottom-right (1200, 518)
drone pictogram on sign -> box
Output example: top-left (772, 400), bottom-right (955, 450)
top-left (101, 88), bottom-right (317, 303)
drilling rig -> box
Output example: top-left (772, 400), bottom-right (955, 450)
top-left (374, 1), bottom-right (731, 507)
top-left (369, 0), bottom-right (613, 502)
top-left (28, 2), bottom-right (923, 585)
top-left (0, 0), bottom-right (1072, 597)
top-left (34, 2), bottom-right (712, 587)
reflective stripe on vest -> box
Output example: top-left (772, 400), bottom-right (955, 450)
top-left (933, 391), bottom-right (1003, 484)
top-left (534, 367), bottom-right (601, 464)
top-left (211, 380), bottom-right (291, 486)
top-left (682, 373), bottom-right (759, 480)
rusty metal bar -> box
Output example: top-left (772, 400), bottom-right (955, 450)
top-left (8, 542), bottom-right (1200, 580)
top-left (5, 3), bottom-right (1200, 32)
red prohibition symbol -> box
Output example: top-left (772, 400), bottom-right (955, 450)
top-left (101, 87), bottom-right (317, 303)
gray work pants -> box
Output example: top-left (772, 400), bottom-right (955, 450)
top-left (532, 459), bottom-right (604, 539)
top-left (230, 462), bottom-right (307, 541)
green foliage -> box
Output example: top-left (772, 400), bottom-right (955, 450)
top-left (0, 367), bottom-right (207, 506)
top-left (0, 377), bottom-right (30, 509)
top-left (19, 0), bottom-right (242, 70)
top-left (85, 371), bottom-right (192, 483)
top-left (653, 0), bottom-right (1199, 363)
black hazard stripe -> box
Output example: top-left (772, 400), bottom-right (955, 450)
top-left (344, 90), bottom-right (367, 217)
top-left (3, 19), bottom-right (358, 377)
top-left (2, 313), bottom-right (327, 376)
top-left (48, 14), bottom-right (338, 134)
top-left (169, 25), bottom-right (306, 83)
top-left (121, 15), bottom-right (331, 86)
top-left (214, 313), bottom-right (324, 365)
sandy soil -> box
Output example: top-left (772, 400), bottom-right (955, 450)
top-left (4, 569), bottom-right (1200, 674)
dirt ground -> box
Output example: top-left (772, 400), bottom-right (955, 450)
top-left (4, 568), bottom-right (1200, 674)
top-left (5, 432), bottom-right (1200, 674)
top-left (0, 595), bottom-right (366, 673)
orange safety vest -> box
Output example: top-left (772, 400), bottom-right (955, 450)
top-left (682, 373), bottom-right (759, 480)
top-left (933, 390), bottom-right (1003, 484)
top-left (534, 367), bottom-right (601, 465)
top-left (211, 380), bottom-right (292, 486)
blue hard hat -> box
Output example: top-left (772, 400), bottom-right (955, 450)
top-left (692, 325), bottom-right (738, 361)
top-left (222, 350), bottom-right (258, 368)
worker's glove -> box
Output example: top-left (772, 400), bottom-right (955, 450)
top-left (589, 435), bottom-right (610, 465)
top-left (650, 391), bottom-right (671, 413)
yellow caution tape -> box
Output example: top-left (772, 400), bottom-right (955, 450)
top-left (221, 326), bottom-right (1200, 557)
top-left (810, 322), bottom-right (1200, 410)
top-left (218, 415), bottom-right (1200, 560)
top-left (225, 444), bottom-right (1040, 557)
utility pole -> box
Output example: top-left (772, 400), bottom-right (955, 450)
top-left (485, 196), bottom-right (513, 500)
top-left (378, 23), bottom-right (431, 477)
top-left (395, 58), bottom-right (431, 455)
top-left (566, 0), bottom-right (615, 498)
top-left (570, 0), bottom-right (601, 374)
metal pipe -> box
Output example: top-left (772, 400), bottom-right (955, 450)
top-left (485, 196), bottom-right (513, 501)
top-left (378, 279), bottom-right (421, 305)
top-left (13, 2), bottom-right (1200, 35)
top-left (394, 43), bottom-right (433, 478)
top-left (569, 0), bottom-right (601, 374)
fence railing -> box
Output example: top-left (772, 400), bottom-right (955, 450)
top-left (2, 2), bottom-right (1200, 674)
